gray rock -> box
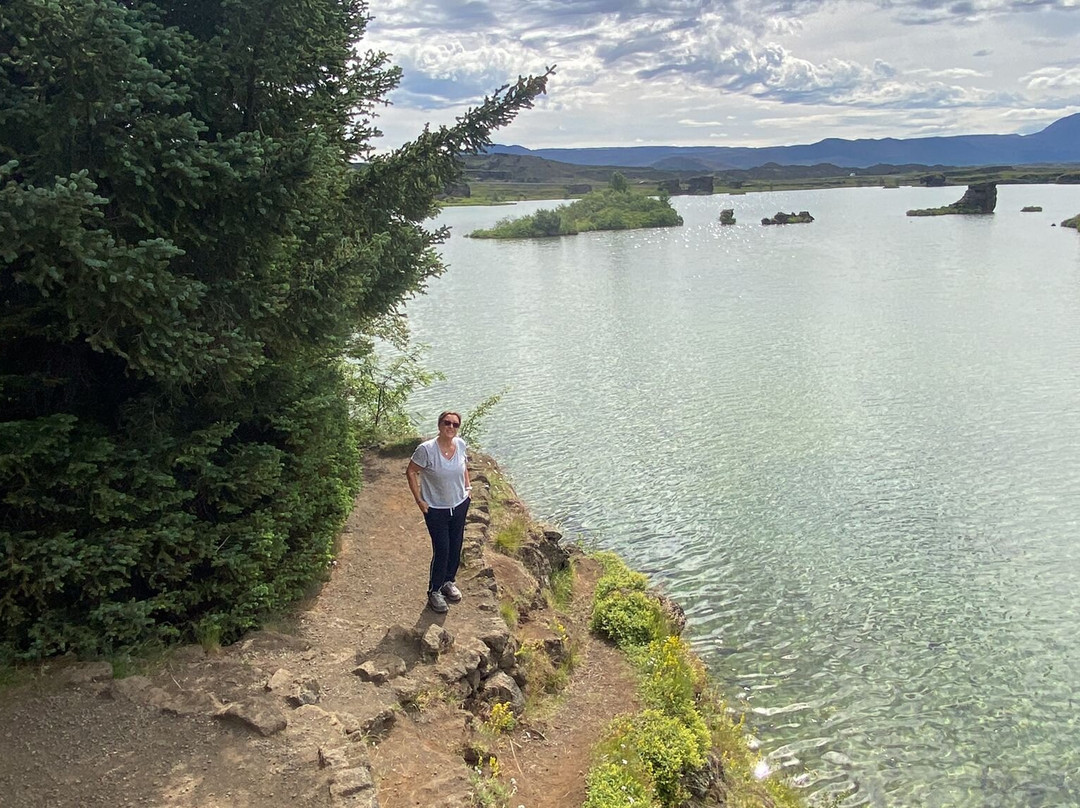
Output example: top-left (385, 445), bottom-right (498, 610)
top-left (436, 648), bottom-right (483, 686)
top-left (266, 668), bottom-right (294, 692)
top-left (214, 701), bottom-right (288, 736)
top-left (498, 637), bottom-right (518, 671)
top-left (360, 706), bottom-right (397, 737)
top-left (287, 676), bottom-right (321, 707)
top-left (319, 746), bottom-right (352, 769)
top-left (479, 671), bottom-right (525, 714)
top-left (353, 655), bottom-right (406, 684)
top-left (421, 624), bottom-right (454, 657)
top-left (465, 638), bottom-right (497, 676)
top-left (389, 677), bottom-right (425, 706)
top-left (332, 710), bottom-right (363, 735)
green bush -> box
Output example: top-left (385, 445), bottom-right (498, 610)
top-left (594, 565), bottom-right (649, 601)
top-left (590, 590), bottom-right (665, 648)
top-left (599, 710), bottom-right (706, 806)
top-left (640, 636), bottom-right (709, 739)
top-left (589, 553), bottom-right (665, 648)
top-left (583, 761), bottom-right (656, 808)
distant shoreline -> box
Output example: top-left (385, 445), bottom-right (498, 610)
top-left (444, 164), bottom-right (1080, 206)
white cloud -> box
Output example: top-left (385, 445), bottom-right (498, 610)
top-left (1024, 65), bottom-right (1080, 89)
top-left (362, 0), bottom-right (1080, 148)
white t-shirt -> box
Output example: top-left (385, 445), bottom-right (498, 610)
top-left (411, 436), bottom-right (469, 509)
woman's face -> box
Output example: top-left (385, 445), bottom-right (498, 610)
top-left (438, 413), bottom-right (461, 438)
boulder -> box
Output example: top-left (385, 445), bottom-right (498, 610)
top-left (479, 671), bottom-right (526, 714)
top-left (718, 208), bottom-right (735, 225)
top-left (421, 624), bottom-right (454, 657)
top-left (353, 655), bottom-right (407, 684)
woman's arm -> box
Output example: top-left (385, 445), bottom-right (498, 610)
top-left (405, 460), bottom-right (428, 513)
top-left (460, 439), bottom-right (472, 496)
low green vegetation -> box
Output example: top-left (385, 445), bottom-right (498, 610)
top-left (585, 551), bottom-right (805, 808)
top-left (1062, 214), bottom-right (1080, 229)
top-left (492, 514), bottom-right (528, 555)
top-left (467, 174), bottom-right (683, 239)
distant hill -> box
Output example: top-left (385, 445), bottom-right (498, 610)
top-left (489, 113), bottom-right (1080, 170)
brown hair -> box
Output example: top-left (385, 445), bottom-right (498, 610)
top-left (437, 411), bottom-right (462, 427)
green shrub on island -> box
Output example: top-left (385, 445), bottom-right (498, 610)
top-left (468, 174), bottom-right (683, 239)
top-left (1062, 214), bottom-right (1080, 230)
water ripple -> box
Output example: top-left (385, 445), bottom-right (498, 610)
top-left (409, 186), bottom-right (1080, 807)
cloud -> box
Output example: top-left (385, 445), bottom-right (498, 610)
top-left (362, 0), bottom-right (1080, 147)
top-left (1023, 65), bottom-right (1080, 89)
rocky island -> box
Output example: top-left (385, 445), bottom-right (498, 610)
top-left (1063, 214), bottom-right (1080, 230)
top-left (907, 182), bottom-right (997, 216)
top-left (762, 210), bottom-right (814, 225)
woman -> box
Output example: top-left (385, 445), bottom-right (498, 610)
top-left (406, 410), bottom-right (471, 613)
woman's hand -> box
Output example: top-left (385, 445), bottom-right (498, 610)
top-left (417, 499), bottom-right (429, 514)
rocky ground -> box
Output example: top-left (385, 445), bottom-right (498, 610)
top-left (0, 449), bottom-right (639, 808)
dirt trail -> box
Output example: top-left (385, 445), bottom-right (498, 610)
top-left (0, 449), bottom-right (638, 808)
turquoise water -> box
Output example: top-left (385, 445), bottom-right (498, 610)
top-left (405, 185), bottom-right (1080, 806)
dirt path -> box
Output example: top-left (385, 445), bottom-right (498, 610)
top-left (0, 449), bottom-right (638, 808)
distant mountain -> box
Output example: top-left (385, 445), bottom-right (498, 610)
top-left (489, 113), bottom-right (1080, 170)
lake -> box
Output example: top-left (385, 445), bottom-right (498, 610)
top-left (405, 185), bottom-right (1080, 807)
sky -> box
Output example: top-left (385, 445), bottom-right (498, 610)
top-left (361, 0), bottom-right (1080, 150)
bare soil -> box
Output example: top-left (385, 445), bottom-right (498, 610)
top-left (0, 450), bottom-right (638, 808)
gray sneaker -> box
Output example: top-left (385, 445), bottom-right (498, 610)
top-left (441, 581), bottom-right (462, 602)
top-left (428, 590), bottom-right (449, 613)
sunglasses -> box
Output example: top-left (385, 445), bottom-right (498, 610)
top-left (441, 419), bottom-right (461, 428)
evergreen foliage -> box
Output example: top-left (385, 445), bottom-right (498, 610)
top-left (468, 177), bottom-right (682, 239)
top-left (0, 0), bottom-right (548, 660)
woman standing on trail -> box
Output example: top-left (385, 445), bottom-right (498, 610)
top-left (406, 411), bottom-right (471, 613)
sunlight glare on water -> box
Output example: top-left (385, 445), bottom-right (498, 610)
top-left (406, 186), bottom-right (1080, 807)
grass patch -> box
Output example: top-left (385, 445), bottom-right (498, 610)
top-left (547, 561), bottom-right (575, 609)
top-left (400, 685), bottom-right (454, 714)
top-left (498, 599), bottom-right (519, 630)
top-left (491, 514), bottom-right (528, 555)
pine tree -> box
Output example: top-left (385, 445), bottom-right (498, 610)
top-left (0, 0), bottom-right (549, 658)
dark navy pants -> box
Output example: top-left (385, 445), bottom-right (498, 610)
top-left (424, 497), bottom-right (470, 594)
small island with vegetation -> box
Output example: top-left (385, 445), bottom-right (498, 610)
top-left (1063, 214), bottom-right (1080, 230)
top-left (468, 173), bottom-right (683, 238)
